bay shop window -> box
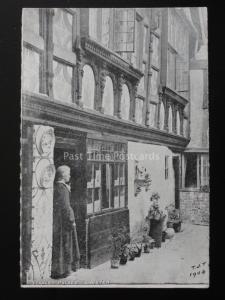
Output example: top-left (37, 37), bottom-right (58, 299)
top-left (86, 139), bottom-right (127, 215)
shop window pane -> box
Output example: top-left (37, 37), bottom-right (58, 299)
top-left (119, 164), bottom-right (125, 185)
top-left (184, 154), bottom-right (197, 188)
top-left (120, 186), bottom-right (125, 207)
top-left (94, 164), bottom-right (101, 188)
top-left (53, 60), bottom-right (72, 103)
top-left (94, 188), bottom-right (101, 212)
top-left (87, 189), bottom-right (93, 214)
top-left (102, 164), bottom-right (113, 209)
top-left (87, 163), bottom-right (94, 188)
top-left (114, 164), bottom-right (120, 186)
top-left (114, 187), bottom-right (120, 208)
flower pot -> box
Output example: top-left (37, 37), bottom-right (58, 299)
top-left (167, 221), bottom-right (174, 228)
top-left (136, 247), bottom-right (142, 257)
top-left (120, 255), bottom-right (128, 265)
top-left (173, 222), bottom-right (181, 233)
top-left (143, 244), bottom-right (150, 253)
top-left (129, 250), bottom-right (135, 260)
top-left (149, 241), bottom-right (155, 249)
top-left (129, 255), bottom-right (135, 261)
top-left (162, 231), bottom-right (166, 242)
top-left (165, 228), bottom-right (175, 239)
top-left (111, 258), bottom-right (120, 269)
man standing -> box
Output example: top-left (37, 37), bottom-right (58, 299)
top-left (51, 165), bottom-right (79, 279)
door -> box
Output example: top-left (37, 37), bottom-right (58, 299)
top-left (54, 132), bottom-right (87, 267)
top-left (173, 156), bottom-right (180, 209)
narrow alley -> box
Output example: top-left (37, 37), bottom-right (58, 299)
top-left (42, 224), bottom-right (209, 287)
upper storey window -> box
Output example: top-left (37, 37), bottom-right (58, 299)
top-left (82, 8), bottom-right (135, 53)
top-left (22, 8), bottom-right (42, 94)
top-left (167, 9), bottom-right (189, 99)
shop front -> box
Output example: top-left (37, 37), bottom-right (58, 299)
top-left (21, 92), bottom-right (188, 284)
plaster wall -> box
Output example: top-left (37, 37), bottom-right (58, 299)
top-left (128, 142), bottom-right (175, 240)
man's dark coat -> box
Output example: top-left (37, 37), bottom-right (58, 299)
top-left (51, 182), bottom-right (77, 278)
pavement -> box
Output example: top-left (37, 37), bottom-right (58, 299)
top-left (42, 223), bottom-right (209, 287)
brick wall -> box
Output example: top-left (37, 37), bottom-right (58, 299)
top-left (180, 191), bottom-right (209, 225)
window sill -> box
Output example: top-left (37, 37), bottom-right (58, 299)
top-left (87, 207), bottom-right (128, 218)
top-left (180, 188), bottom-right (209, 193)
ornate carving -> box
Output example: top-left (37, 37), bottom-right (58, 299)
top-left (117, 74), bottom-right (125, 119)
top-left (131, 81), bottom-right (139, 122)
top-left (29, 125), bottom-right (55, 283)
top-left (99, 66), bottom-right (107, 107)
top-left (73, 36), bottom-right (84, 107)
top-left (81, 37), bottom-right (143, 81)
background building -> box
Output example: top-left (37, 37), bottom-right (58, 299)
top-left (21, 7), bottom-right (208, 284)
top-left (179, 7), bottom-right (209, 225)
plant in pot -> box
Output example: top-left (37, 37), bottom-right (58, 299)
top-left (166, 204), bottom-right (182, 233)
top-left (128, 244), bottom-right (136, 261)
top-left (110, 226), bottom-right (130, 268)
top-left (133, 242), bottom-right (142, 257)
top-left (120, 244), bottom-right (129, 265)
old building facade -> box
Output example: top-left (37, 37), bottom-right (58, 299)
top-left (179, 8), bottom-right (209, 225)
top-left (21, 7), bottom-right (208, 284)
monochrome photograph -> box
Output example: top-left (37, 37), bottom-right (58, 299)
top-left (21, 7), bottom-right (209, 287)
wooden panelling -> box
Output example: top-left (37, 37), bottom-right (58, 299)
top-left (88, 208), bottom-right (129, 268)
top-left (89, 245), bottom-right (112, 268)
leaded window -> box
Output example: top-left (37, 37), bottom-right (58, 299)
top-left (86, 139), bottom-right (127, 215)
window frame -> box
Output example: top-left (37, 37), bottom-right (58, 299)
top-left (161, 8), bottom-right (190, 100)
top-left (86, 139), bottom-right (127, 216)
top-left (181, 153), bottom-right (209, 191)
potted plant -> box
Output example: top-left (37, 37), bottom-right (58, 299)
top-left (110, 226), bottom-right (130, 268)
top-left (120, 244), bottom-right (129, 265)
top-left (134, 243), bottom-right (142, 257)
top-left (166, 204), bottom-right (182, 233)
top-left (128, 244), bottom-right (136, 261)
